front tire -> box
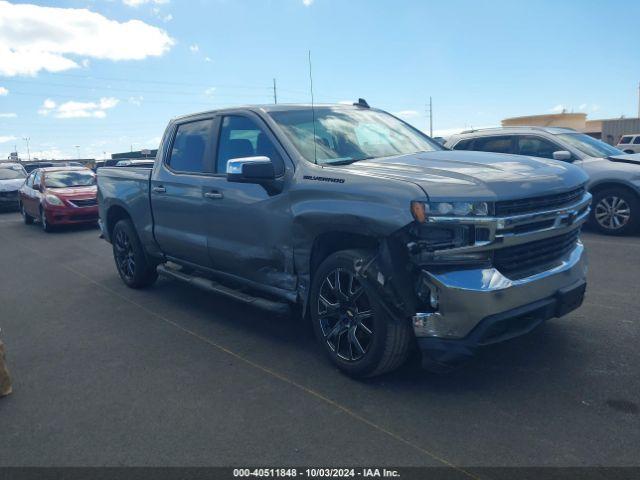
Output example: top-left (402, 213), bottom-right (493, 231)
top-left (310, 249), bottom-right (412, 378)
top-left (112, 219), bottom-right (158, 288)
top-left (590, 188), bottom-right (639, 235)
top-left (40, 208), bottom-right (53, 232)
top-left (21, 203), bottom-right (34, 225)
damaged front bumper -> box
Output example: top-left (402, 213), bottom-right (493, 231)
top-left (412, 241), bottom-right (587, 364)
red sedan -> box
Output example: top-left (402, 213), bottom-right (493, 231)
top-left (19, 167), bottom-right (98, 232)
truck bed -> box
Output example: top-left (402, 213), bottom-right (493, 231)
top-left (97, 166), bottom-right (156, 249)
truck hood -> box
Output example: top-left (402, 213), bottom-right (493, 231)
top-left (339, 150), bottom-right (588, 201)
top-left (0, 178), bottom-right (25, 192)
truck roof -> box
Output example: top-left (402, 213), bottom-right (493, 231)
top-left (172, 103), bottom-right (372, 121)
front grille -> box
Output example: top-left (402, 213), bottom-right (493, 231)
top-left (495, 187), bottom-right (585, 216)
top-left (494, 229), bottom-right (580, 277)
top-left (70, 198), bottom-right (97, 207)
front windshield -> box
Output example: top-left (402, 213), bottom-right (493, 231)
top-left (269, 107), bottom-right (442, 165)
top-left (0, 167), bottom-right (26, 180)
top-left (556, 133), bottom-right (623, 158)
top-left (45, 170), bottom-right (96, 188)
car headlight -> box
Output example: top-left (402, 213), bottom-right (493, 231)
top-left (44, 194), bottom-right (64, 206)
top-left (411, 200), bottom-right (489, 222)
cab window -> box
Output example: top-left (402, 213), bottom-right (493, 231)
top-left (216, 115), bottom-right (284, 175)
top-left (168, 119), bottom-right (213, 174)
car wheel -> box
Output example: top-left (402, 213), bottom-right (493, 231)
top-left (310, 249), bottom-right (412, 378)
top-left (21, 203), bottom-right (34, 225)
top-left (112, 219), bottom-right (158, 289)
top-left (39, 208), bottom-right (53, 232)
top-left (590, 188), bottom-right (639, 235)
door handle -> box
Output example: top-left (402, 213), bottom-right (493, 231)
top-left (203, 191), bottom-right (224, 200)
top-left (152, 186), bottom-right (166, 193)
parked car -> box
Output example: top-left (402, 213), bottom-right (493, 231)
top-left (0, 162), bottom-right (27, 210)
top-left (23, 161), bottom-right (54, 173)
top-left (616, 134), bottom-right (640, 154)
top-left (446, 127), bottom-right (640, 235)
top-left (98, 103), bottom-right (589, 377)
top-left (19, 166), bottom-right (98, 232)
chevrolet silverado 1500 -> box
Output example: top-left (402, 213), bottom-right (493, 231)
top-left (98, 102), bottom-right (590, 377)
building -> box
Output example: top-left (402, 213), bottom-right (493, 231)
top-left (502, 112), bottom-right (587, 131)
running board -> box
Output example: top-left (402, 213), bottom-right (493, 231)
top-left (157, 264), bottom-right (290, 315)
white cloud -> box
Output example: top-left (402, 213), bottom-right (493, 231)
top-left (38, 97), bottom-right (119, 118)
top-left (0, 113), bottom-right (17, 118)
top-left (81, 59), bottom-right (90, 68)
top-left (204, 87), bottom-right (216, 97)
top-left (128, 95), bottom-right (144, 106)
top-left (0, 0), bottom-right (175, 77)
top-left (303, 0), bottom-right (314, 5)
top-left (0, 135), bottom-right (16, 143)
top-left (204, 56), bottom-right (212, 63)
top-left (189, 44), bottom-right (200, 53)
top-left (123, 0), bottom-right (169, 7)
top-left (0, 87), bottom-right (8, 96)
top-left (338, 100), bottom-right (353, 105)
top-left (550, 104), bottom-right (566, 114)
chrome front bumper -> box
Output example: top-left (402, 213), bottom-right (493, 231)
top-left (413, 240), bottom-right (587, 339)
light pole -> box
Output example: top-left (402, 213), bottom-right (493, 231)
top-left (23, 137), bottom-right (31, 161)
top-left (74, 145), bottom-right (80, 159)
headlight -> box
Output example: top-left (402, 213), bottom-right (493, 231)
top-left (411, 200), bottom-right (489, 222)
top-left (44, 194), bottom-right (64, 206)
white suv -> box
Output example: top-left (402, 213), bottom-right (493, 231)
top-left (445, 127), bottom-right (640, 235)
top-left (616, 134), bottom-right (640, 154)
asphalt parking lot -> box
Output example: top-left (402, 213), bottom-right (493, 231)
top-left (0, 210), bottom-right (638, 470)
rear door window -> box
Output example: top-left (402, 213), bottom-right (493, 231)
top-left (167, 119), bottom-right (214, 174)
top-left (633, 137), bottom-right (640, 144)
top-left (516, 136), bottom-right (562, 159)
top-left (472, 136), bottom-right (513, 154)
top-left (452, 138), bottom-right (474, 150)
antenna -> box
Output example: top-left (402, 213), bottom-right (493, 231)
top-left (308, 50), bottom-right (318, 165)
top-left (273, 78), bottom-right (277, 104)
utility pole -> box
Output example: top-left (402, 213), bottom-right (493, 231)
top-left (74, 145), bottom-right (80, 159)
top-left (427, 97), bottom-right (433, 137)
top-left (273, 78), bottom-right (278, 104)
top-left (637, 81), bottom-right (639, 118)
top-left (23, 137), bottom-right (31, 161)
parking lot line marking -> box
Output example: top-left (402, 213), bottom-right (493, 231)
top-left (58, 264), bottom-right (480, 479)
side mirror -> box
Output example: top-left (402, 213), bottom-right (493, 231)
top-left (226, 156), bottom-right (276, 183)
top-left (553, 150), bottom-right (572, 161)
top-left (32, 184), bottom-right (41, 191)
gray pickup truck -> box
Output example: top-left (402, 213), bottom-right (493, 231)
top-left (98, 102), bottom-right (590, 377)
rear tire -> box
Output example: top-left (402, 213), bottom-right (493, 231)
top-left (310, 249), bottom-right (412, 378)
top-left (112, 219), bottom-right (158, 289)
top-left (590, 188), bottom-right (639, 235)
top-left (21, 203), bottom-right (33, 225)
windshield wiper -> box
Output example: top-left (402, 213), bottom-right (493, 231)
top-left (324, 156), bottom-right (376, 166)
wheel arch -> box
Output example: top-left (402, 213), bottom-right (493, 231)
top-left (105, 204), bottom-right (133, 241)
top-left (589, 181), bottom-right (640, 200)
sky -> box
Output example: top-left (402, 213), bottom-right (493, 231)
top-left (1, 0), bottom-right (639, 160)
